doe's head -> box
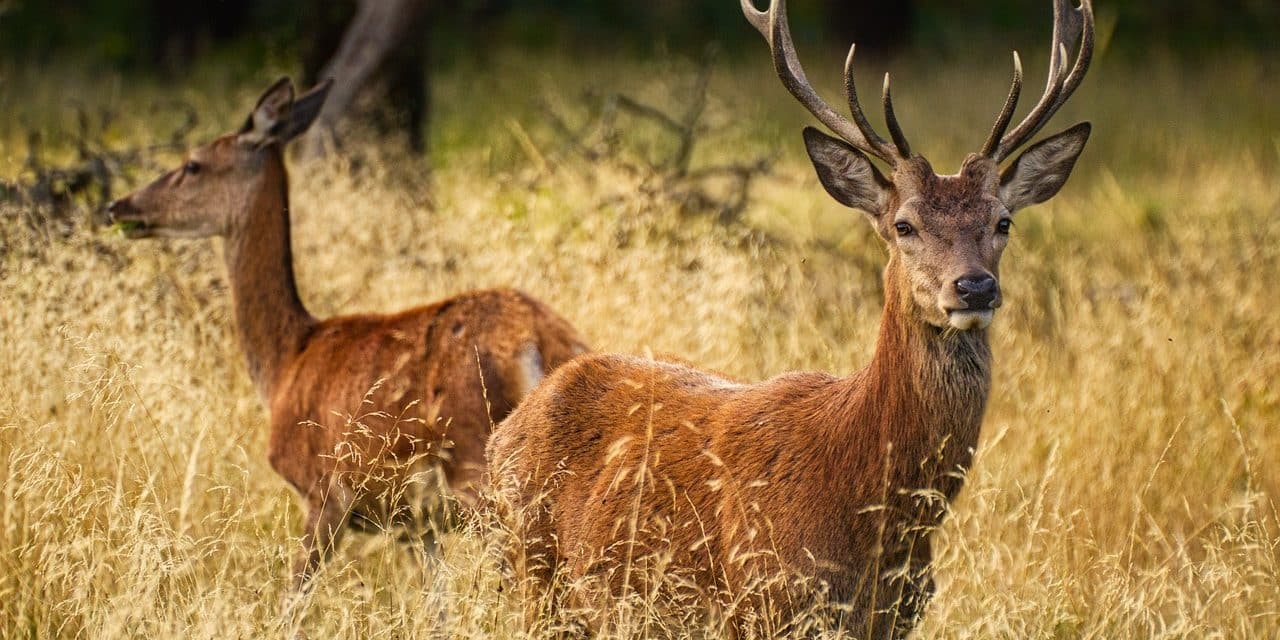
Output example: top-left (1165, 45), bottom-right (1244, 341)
top-left (744, 0), bottom-right (1094, 331)
top-left (107, 77), bottom-right (332, 240)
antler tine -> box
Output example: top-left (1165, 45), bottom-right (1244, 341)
top-left (739, 0), bottom-right (769, 38)
top-left (1054, 1), bottom-right (1094, 111)
top-left (990, 0), bottom-right (1094, 162)
top-left (843, 44), bottom-right (894, 157)
top-left (742, 0), bottom-right (902, 165)
top-left (996, 42), bottom-right (1068, 158)
top-left (882, 73), bottom-right (912, 158)
top-left (980, 52), bottom-right (1023, 157)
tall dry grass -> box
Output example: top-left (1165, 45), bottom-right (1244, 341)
top-left (1, 46), bottom-right (1278, 638)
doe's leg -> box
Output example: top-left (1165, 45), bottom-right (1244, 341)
top-left (284, 481), bottom-right (355, 608)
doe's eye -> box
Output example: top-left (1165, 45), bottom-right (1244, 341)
top-left (894, 221), bottom-right (914, 237)
top-left (183, 161), bottom-right (201, 175)
top-left (996, 218), bottom-right (1013, 234)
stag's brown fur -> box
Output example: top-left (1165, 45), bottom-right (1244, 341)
top-left (489, 171), bottom-right (992, 637)
top-left (107, 78), bottom-right (588, 597)
top-left (489, 0), bottom-right (1094, 634)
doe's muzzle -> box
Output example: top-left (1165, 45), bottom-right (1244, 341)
top-left (106, 198), bottom-right (139, 222)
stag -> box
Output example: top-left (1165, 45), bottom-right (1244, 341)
top-left (106, 78), bottom-right (588, 604)
top-left (488, 0), bottom-right (1094, 636)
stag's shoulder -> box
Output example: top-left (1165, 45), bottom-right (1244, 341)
top-left (751, 369), bottom-right (842, 400)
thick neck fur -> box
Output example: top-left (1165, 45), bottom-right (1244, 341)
top-left (222, 149), bottom-right (315, 400)
top-left (825, 255), bottom-right (991, 522)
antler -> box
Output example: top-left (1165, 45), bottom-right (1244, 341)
top-left (741, 0), bottom-right (910, 166)
top-left (982, 0), bottom-right (1094, 162)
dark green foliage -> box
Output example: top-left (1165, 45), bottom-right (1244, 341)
top-left (0, 0), bottom-right (1273, 71)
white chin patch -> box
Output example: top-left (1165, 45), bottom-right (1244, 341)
top-left (947, 310), bottom-right (994, 331)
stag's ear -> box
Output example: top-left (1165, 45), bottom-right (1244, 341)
top-left (275, 79), bottom-right (333, 144)
top-left (803, 127), bottom-right (890, 217)
top-left (238, 77), bottom-right (295, 147)
top-left (999, 122), bottom-right (1091, 212)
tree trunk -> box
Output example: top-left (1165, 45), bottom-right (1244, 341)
top-left (301, 0), bottom-right (430, 159)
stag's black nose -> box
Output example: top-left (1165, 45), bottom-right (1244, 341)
top-left (955, 273), bottom-right (1001, 310)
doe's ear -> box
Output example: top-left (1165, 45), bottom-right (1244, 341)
top-left (238, 77), bottom-right (295, 147)
top-left (999, 122), bottom-right (1091, 212)
top-left (275, 78), bottom-right (333, 144)
top-left (803, 127), bottom-right (890, 216)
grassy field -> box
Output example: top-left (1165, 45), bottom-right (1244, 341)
top-left (2, 43), bottom-right (1279, 638)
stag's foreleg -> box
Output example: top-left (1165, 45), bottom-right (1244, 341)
top-left (869, 533), bottom-right (936, 640)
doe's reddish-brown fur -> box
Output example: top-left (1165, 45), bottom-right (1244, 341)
top-left (106, 78), bottom-right (588, 599)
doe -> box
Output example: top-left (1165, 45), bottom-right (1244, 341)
top-left (107, 78), bottom-right (587, 601)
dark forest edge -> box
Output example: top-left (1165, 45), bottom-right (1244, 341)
top-left (2, 0), bottom-right (1277, 71)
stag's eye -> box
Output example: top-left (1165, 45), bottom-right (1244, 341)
top-left (996, 218), bottom-right (1013, 235)
top-left (894, 221), bottom-right (915, 237)
top-left (184, 161), bottom-right (201, 175)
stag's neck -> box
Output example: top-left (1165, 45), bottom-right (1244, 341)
top-left (222, 151), bottom-right (315, 400)
top-left (832, 258), bottom-right (992, 506)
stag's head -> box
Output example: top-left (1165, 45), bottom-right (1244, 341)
top-left (107, 77), bottom-right (331, 239)
top-left (744, 0), bottom-right (1093, 331)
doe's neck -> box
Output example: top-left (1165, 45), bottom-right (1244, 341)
top-left (221, 150), bottom-right (315, 400)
